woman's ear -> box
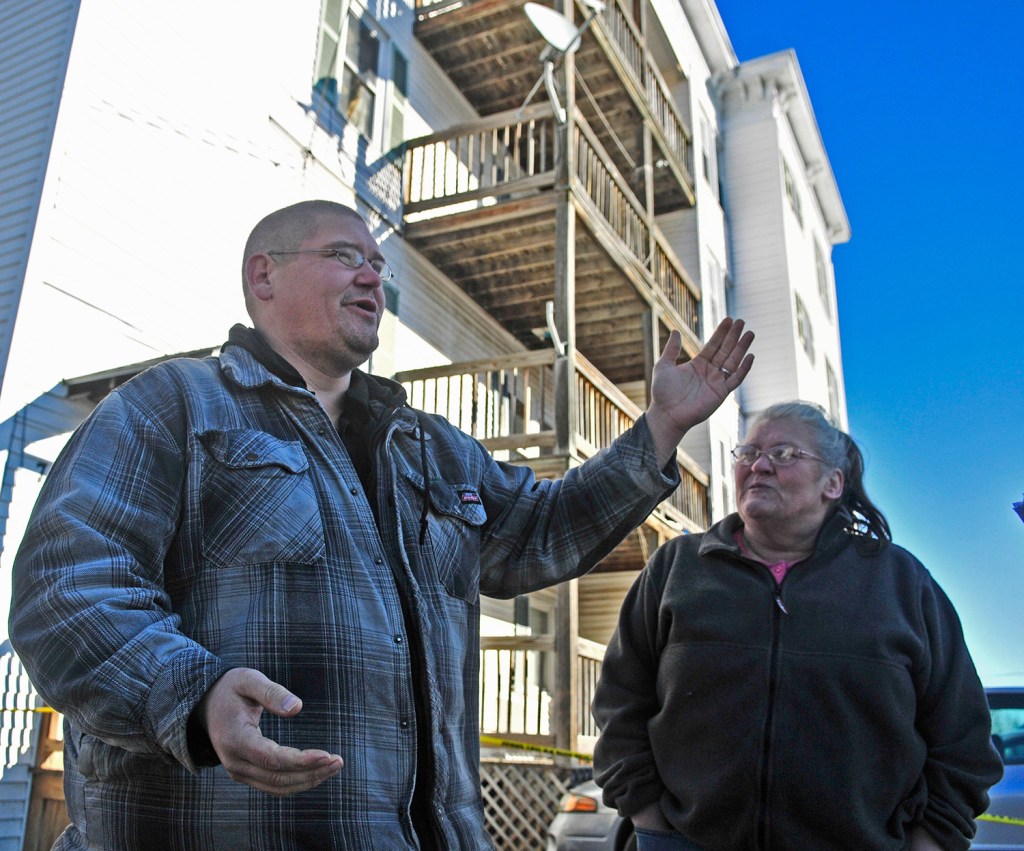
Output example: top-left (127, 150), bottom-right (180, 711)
top-left (823, 468), bottom-right (845, 501)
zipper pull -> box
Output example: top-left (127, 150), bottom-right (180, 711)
top-left (773, 587), bottom-right (788, 614)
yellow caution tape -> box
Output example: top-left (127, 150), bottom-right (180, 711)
top-left (978, 812), bottom-right (1024, 827)
top-left (0, 706), bottom-right (55, 713)
top-left (0, 717), bottom-right (1013, 824)
top-left (480, 735), bottom-right (592, 762)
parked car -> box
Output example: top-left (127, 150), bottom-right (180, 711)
top-left (547, 687), bottom-right (1024, 851)
top-left (972, 686), bottom-right (1024, 850)
top-left (546, 778), bottom-right (634, 851)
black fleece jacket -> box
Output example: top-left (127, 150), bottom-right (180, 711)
top-left (593, 511), bottom-right (1003, 850)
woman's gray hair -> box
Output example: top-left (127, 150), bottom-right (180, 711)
top-left (749, 402), bottom-right (891, 543)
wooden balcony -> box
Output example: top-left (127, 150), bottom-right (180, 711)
top-left (413, 0), bottom-right (694, 214)
top-left (402, 103), bottom-right (701, 388)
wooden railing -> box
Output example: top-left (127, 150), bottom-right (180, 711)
top-left (411, 0), bottom-right (691, 196)
top-left (573, 351), bottom-right (708, 530)
top-left (395, 350), bottom-right (708, 531)
top-left (576, 638), bottom-right (605, 740)
top-left (415, 0), bottom-right (463, 13)
top-left (572, 352), bottom-right (640, 459)
top-left (398, 350), bottom-right (557, 458)
top-left (480, 635), bottom-right (554, 739)
top-left (586, 0), bottom-right (691, 170)
top-left (403, 105), bottom-right (559, 216)
top-left (652, 232), bottom-right (701, 345)
top-left (479, 634), bottom-right (605, 747)
top-left (571, 118), bottom-right (700, 343)
top-left (572, 116), bottom-right (649, 265)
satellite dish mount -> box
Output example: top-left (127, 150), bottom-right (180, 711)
top-left (519, 0), bottom-right (605, 124)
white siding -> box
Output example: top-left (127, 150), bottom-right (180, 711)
top-left (0, 0), bottom-right (80, 833)
top-left (721, 90), bottom-right (801, 418)
top-left (717, 52), bottom-right (849, 429)
top-left (0, 646), bottom-right (42, 848)
top-left (0, 0), bottom-right (81, 400)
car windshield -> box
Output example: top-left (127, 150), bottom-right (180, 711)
top-left (989, 692), bottom-right (1024, 766)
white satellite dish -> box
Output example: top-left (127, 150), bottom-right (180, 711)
top-left (524, 2), bottom-right (581, 55)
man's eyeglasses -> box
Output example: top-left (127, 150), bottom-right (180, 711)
top-left (731, 445), bottom-right (828, 467)
top-left (268, 247), bottom-right (394, 281)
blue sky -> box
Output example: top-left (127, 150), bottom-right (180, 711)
top-left (715, 1), bottom-right (1024, 684)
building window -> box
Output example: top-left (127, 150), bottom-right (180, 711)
top-left (795, 294), bottom-right (815, 363)
top-left (815, 241), bottom-right (832, 320)
top-left (387, 46), bottom-right (408, 152)
top-left (314, 6), bottom-right (381, 139)
top-left (705, 253), bottom-right (725, 330)
top-left (700, 115), bottom-right (719, 197)
top-left (825, 359), bottom-right (840, 419)
top-left (783, 159), bottom-right (803, 227)
top-left (383, 281), bottom-right (399, 314)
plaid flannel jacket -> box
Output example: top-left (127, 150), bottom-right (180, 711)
top-left (9, 340), bottom-right (678, 850)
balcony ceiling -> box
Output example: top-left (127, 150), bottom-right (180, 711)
top-left (404, 198), bottom-right (658, 386)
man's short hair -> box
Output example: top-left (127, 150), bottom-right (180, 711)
top-left (241, 200), bottom-right (365, 289)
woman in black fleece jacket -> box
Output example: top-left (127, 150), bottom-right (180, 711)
top-left (593, 402), bottom-right (1002, 851)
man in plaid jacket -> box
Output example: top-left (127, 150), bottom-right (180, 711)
top-left (9, 200), bottom-right (753, 849)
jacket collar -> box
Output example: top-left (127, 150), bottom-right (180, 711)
top-left (218, 328), bottom-right (410, 420)
top-left (699, 507), bottom-right (855, 562)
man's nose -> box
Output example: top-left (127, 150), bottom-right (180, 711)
top-left (353, 261), bottom-right (383, 286)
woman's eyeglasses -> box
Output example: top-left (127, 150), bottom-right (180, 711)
top-left (731, 445), bottom-right (828, 467)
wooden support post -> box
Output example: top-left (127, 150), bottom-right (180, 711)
top-left (552, 578), bottom-right (580, 756)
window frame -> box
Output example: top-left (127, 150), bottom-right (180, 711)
top-left (313, 2), bottom-right (399, 147)
top-left (795, 293), bottom-right (815, 364)
top-left (783, 158), bottom-right (803, 227)
top-left (825, 358), bottom-right (840, 419)
top-left (815, 241), bottom-right (833, 320)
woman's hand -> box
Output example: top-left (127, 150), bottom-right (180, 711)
top-left (630, 801), bottom-right (673, 832)
top-left (908, 825), bottom-right (946, 851)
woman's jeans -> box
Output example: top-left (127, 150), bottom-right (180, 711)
top-left (634, 826), bottom-right (705, 851)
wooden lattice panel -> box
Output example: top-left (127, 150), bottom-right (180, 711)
top-left (481, 761), bottom-right (592, 850)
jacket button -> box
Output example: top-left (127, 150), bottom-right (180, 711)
top-left (244, 451), bottom-right (258, 461)
top-left (394, 635), bottom-right (404, 644)
top-left (400, 720), bottom-right (410, 729)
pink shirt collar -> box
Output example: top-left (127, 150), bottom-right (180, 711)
top-left (734, 529), bottom-right (797, 586)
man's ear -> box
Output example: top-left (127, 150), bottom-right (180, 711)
top-left (245, 253), bottom-right (274, 302)
top-left (823, 469), bottom-right (845, 501)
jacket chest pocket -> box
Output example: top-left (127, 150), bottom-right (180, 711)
top-left (198, 429), bottom-right (326, 568)
top-left (401, 470), bottom-right (487, 602)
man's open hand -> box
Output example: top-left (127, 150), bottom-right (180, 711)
top-left (645, 318), bottom-right (755, 466)
top-left (195, 668), bottom-right (343, 796)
